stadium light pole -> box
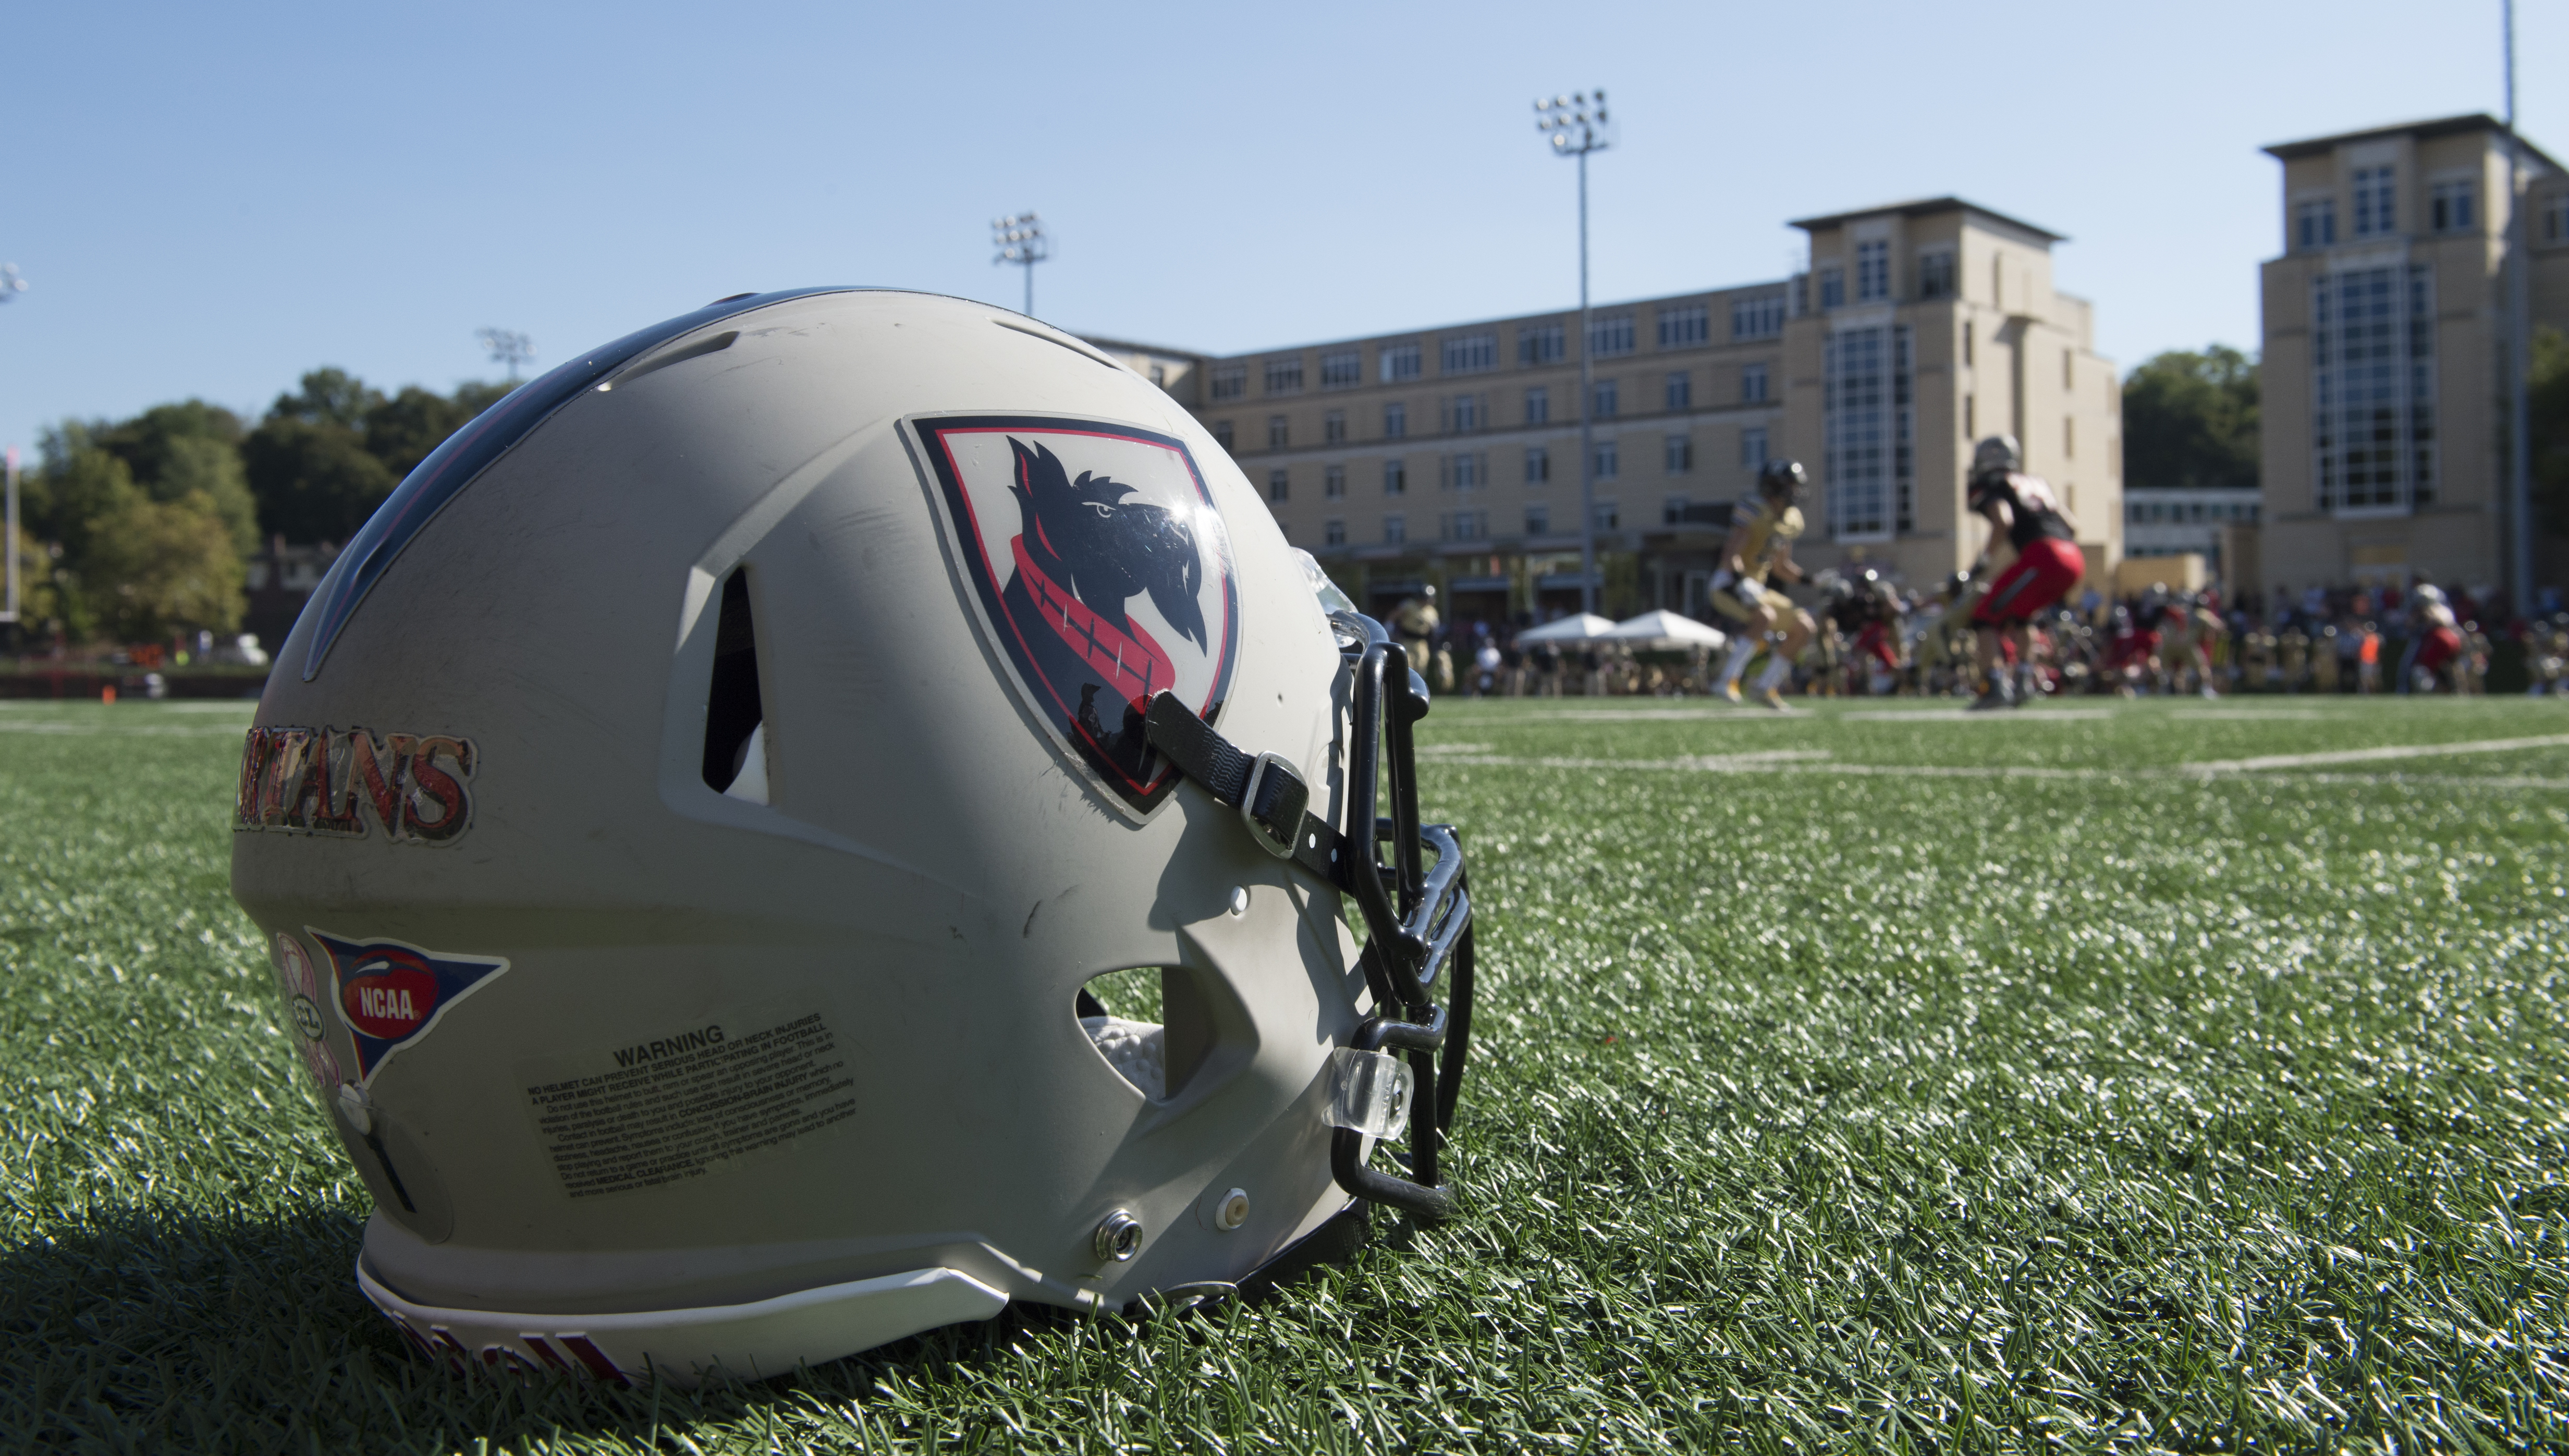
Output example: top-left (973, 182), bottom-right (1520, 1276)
top-left (993, 213), bottom-right (1049, 319)
top-left (478, 327), bottom-right (535, 383)
top-left (2504, 0), bottom-right (2535, 611)
top-left (1535, 92), bottom-right (1613, 616)
top-left (1, 266), bottom-right (25, 639)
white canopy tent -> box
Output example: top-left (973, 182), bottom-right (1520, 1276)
top-left (1601, 609), bottom-right (1727, 650)
top-left (1512, 613), bottom-right (1618, 645)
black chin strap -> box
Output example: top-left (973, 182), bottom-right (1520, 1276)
top-left (1143, 693), bottom-right (1350, 887)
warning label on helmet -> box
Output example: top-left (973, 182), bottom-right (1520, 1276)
top-left (520, 1009), bottom-right (855, 1199)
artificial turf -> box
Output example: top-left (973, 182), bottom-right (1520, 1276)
top-left (4, 694), bottom-right (2567, 1452)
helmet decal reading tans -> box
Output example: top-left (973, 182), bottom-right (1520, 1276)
top-left (311, 929), bottom-right (510, 1084)
top-left (234, 727), bottom-right (475, 843)
top-left (914, 417), bottom-right (1239, 813)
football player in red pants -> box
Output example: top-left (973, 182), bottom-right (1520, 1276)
top-left (1964, 435), bottom-right (2085, 711)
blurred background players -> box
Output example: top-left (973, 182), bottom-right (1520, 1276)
top-left (1963, 435), bottom-right (2084, 710)
top-left (1710, 459), bottom-right (1817, 709)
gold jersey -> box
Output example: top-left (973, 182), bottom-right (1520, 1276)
top-left (1733, 498), bottom-right (1805, 583)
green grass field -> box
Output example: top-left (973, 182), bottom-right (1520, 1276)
top-left (7, 694), bottom-right (2569, 1453)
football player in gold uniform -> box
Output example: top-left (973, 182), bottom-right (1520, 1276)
top-left (1709, 460), bottom-right (1817, 709)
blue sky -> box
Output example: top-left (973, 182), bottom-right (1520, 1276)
top-left (0, 0), bottom-right (2558, 458)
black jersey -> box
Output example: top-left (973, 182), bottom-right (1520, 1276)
top-left (1969, 471), bottom-right (2075, 549)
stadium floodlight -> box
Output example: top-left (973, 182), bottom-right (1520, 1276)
top-left (478, 327), bottom-right (536, 382)
top-left (1533, 91), bottom-right (1615, 616)
top-left (992, 213), bottom-right (1050, 319)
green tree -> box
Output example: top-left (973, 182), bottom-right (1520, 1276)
top-left (87, 400), bottom-right (259, 558)
top-left (2122, 345), bottom-right (2260, 492)
top-left (363, 381), bottom-right (510, 481)
top-left (79, 490), bottom-right (246, 642)
top-left (241, 369), bottom-right (397, 543)
top-left (240, 370), bottom-right (511, 541)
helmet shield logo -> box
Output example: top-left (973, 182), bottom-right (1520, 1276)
top-left (914, 417), bottom-right (1239, 814)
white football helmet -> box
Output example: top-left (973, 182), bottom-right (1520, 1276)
top-left (228, 289), bottom-right (1474, 1386)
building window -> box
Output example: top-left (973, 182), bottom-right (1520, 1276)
top-left (1442, 333), bottom-right (1497, 374)
top-left (1325, 464), bottom-right (1346, 499)
top-left (1268, 469), bottom-right (1289, 502)
top-left (1791, 274), bottom-right (1810, 316)
top-left (2429, 179), bottom-right (2476, 233)
top-left (1740, 363), bottom-right (1769, 403)
top-left (1444, 394), bottom-right (1481, 433)
top-left (1962, 322), bottom-right (1973, 366)
top-left (1587, 314), bottom-right (1635, 358)
top-left (1267, 415), bottom-right (1289, 449)
top-left (1592, 378), bottom-right (1619, 419)
top-left (1657, 303), bottom-right (1709, 349)
top-left (1741, 426), bottom-right (1768, 469)
top-left (1855, 240), bottom-right (1889, 301)
top-left (1210, 364), bottom-right (1247, 401)
top-left (1149, 364), bottom-right (1166, 387)
top-left (1524, 446), bottom-right (1550, 484)
top-left (2063, 349), bottom-right (2074, 389)
top-left (2352, 166), bottom-right (2395, 237)
top-left (1265, 357), bottom-right (1304, 395)
top-left (1593, 439), bottom-right (1619, 480)
top-left (1380, 343), bottom-right (1421, 382)
top-left (1524, 386), bottom-right (1549, 424)
top-left (1731, 292), bottom-right (1784, 340)
top-left (1213, 420), bottom-right (1234, 451)
top-left (1519, 324), bottom-right (1565, 365)
top-left (1325, 518), bottom-right (1347, 546)
top-left (2064, 417), bottom-right (2074, 458)
top-left (1917, 249), bottom-right (1956, 300)
top-left (1441, 509), bottom-right (1487, 542)
top-left (1324, 409), bottom-right (1346, 443)
top-left (1442, 452), bottom-right (1484, 491)
top-left (1383, 514), bottom-right (1406, 545)
top-left (2548, 194), bottom-right (2569, 243)
top-left (1384, 402), bottom-right (1408, 438)
top-left (1665, 433), bottom-right (1693, 473)
top-left (1894, 325), bottom-right (1914, 531)
top-left (1525, 504), bottom-right (1550, 535)
top-left (2295, 198), bottom-right (2338, 250)
top-left (1593, 501), bottom-right (1619, 530)
top-left (2313, 263), bottom-right (2436, 512)
top-left (1818, 265), bottom-right (1845, 310)
top-left (1662, 496), bottom-right (1696, 525)
top-left (1824, 324), bottom-right (1912, 539)
top-left (1383, 459), bottom-right (1406, 496)
top-left (1665, 371), bottom-right (1692, 410)
top-left (1965, 396), bottom-right (1975, 438)
top-left (1320, 350), bottom-right (1361, 388)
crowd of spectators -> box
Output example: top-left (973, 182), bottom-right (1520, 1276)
top-left (1392, 578), bottom-right (2569, 701)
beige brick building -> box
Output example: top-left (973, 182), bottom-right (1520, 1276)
top-left (2257, 114), bottom-right (2569, 602)
top-left (1097, 197), bottom-right (2121, 628)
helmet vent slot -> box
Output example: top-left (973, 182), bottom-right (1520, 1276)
top-left (701, 567), bottom-right (768, 802)
top-left (1077, 966), bottom-right (1168, 1100)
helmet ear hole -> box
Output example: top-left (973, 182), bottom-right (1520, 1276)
top-left (1074, 964), bottom-right (1250, 1104)
top-left (701, 567), bottom-right (768, 800)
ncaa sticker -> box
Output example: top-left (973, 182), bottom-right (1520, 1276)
top-left (310, 929), bottom-right (510, 1085)
top-left (913, 415), bottom-right (1240, 814)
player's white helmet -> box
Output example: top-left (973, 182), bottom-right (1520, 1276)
top-left (227, 289), bottom-right (1476, 1386)
top-left (1970, 434), bottom-right (2022, 482)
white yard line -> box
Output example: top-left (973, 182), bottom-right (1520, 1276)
top-left (1432, 732), bottom-right (2569, 789)
top-left (2180, 734), bottom-right (2569, 774)
top-left (1839, 708), bottom-right (2115, 722)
